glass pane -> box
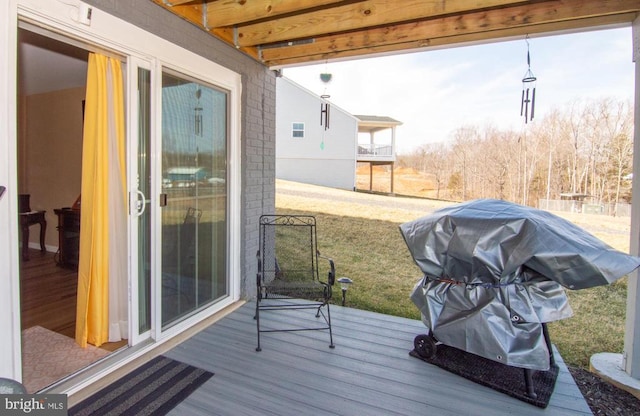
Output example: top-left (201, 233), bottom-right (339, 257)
top-left (138, 68), bottom-right (151, 333)
top-left (161, 71), bottom-right (228, 328)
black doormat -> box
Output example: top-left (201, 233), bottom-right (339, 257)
top-left (69, 356), bottom-right (213, 416)
top-left (410, 345), bottom-right (558, 408)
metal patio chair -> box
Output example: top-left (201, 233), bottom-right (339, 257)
top-left (255, 214), bottom-right (335, 351)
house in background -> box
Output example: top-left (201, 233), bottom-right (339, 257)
top-left (276, 76), bottom-right (402, 192)
top-left (276, 76), bottom-right (358, 190)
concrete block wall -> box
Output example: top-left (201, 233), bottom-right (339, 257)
top-left (85, 0), bottom-right (276, 299)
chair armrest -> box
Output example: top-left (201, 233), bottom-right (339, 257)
top-left (256, 249), bottom-right (262, 287)
top-left (317, 251), bottom-right (335, 286)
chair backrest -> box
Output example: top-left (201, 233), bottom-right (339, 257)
top-left (259, 215), bottom-right (319, 285)
top-left (18, 194), bottom-right (31, 213)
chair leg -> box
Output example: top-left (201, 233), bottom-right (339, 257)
top-left (255, 300), bottom-right (262, 352)
top-left (39, 220), bottom-right (46, 252)
top-left (326, 302), bottom-right (335, 349)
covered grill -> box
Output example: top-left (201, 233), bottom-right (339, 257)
top-left (400, 199), bottom-right (640, 372)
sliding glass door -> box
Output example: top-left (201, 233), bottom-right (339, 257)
top-left (161, 70), bottom-right (228, 328)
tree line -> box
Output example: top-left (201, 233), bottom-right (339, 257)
top-left (399, 97), bottom-right (634, 212)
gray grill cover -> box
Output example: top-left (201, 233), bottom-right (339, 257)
top-left (400, 199), bottom-right (640, 370)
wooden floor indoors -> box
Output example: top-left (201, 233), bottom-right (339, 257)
top-left (165, 302), bottom-right (591, 416)
top-left (20, 248), bottom-right (78, 338)
top-left (20, 248), bottom-right (126, 350)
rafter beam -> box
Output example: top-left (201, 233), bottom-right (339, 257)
top-left (204, 0), bottom-right (351, 28)
top-left (164, 0), bottom-right (197, 6)
top-left (150, 0), bottom-right (262, 60)
top-left (162, 2), bottom-right (205, 26)
top-left (266, 13), bottom-right (637, 67)
top-left (261, 0), bottom-right (640, 65)
top-left (151, 0), bottom-right (640, 68)
top-left (233, 0), bottom-right (528, 47)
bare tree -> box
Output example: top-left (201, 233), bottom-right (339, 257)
top-left (451, 126), bottom-right (479, 200)
top-left (399, 97), bottom-right (633, 212)
top-left (421, 142), bottom-right (449, 199)
top-left (565, 101), bottom-right (586, 194)
top-left (599, 98), bottom-right (633, 213)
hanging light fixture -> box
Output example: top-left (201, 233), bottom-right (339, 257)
top-left (520, 35), bottom-right (537, 124)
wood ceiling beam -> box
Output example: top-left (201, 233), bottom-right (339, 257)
top-left (161, 2), bottom-right (205, 26)
top-left (261, 0), bottom-right (640, 65)
top-left (233, 0), bottom-right (530, 47)
top-left (204, 0), bottom-right (352, 28)
top-left (150, 0), bottom-right (262, 60)
top-left (164, 0), bottom-right (198, 6)
top-left (266, 13), bottom-right (636, 67)
top-left (152, 0), bottom-right (640, 67)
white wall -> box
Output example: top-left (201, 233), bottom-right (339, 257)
top-left (276, 77), bottom-right (357, 190)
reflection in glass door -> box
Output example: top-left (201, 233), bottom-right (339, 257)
top-left (161, 71), bottom-right (228, 328)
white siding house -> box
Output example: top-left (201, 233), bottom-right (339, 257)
top-left (276, 77), bottom-right (358, 190)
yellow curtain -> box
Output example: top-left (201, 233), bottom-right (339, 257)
top-left (75, 53), bottom-right (126, 348)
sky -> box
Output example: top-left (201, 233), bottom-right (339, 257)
top-left (283, 27), bottom-right (634, 154)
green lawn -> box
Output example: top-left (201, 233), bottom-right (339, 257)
top-left (275, 204), bottom-right (630, 370)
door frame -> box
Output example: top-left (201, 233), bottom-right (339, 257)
top-left (0, 0), bottom-right (22, 381)
top-left (127, 56), bottom-right (154, 346)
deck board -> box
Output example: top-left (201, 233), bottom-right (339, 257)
top-left (164, 302), bottom-right (592, 416)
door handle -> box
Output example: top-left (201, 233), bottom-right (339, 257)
top-left (132, 190), bottom-right (146, 217)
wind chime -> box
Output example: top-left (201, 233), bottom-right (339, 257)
top-left (319, 71), bottom-right (332, 150)
top-left (520, 36), bottom-right (537, 124)
top-left (320, 72), bottom-right (331, 130)
top-left (194, 87), bottom-right (203, 136)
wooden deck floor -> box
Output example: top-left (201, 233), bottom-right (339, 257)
top-left (164, 302), bottom-right (591, 416)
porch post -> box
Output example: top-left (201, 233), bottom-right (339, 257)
top-left (390, 162), bottom-right (395, 194)
top-left (369, 162), bottom-right (373, 191)
top-left (623, 15), bottom-right (640, 378)
top-left (391, 125), bottom-right (397, 161)
top-left (391, 126), bottom-right (396, 194)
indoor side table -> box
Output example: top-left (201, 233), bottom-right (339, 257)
top-left (19, 210), bottom-right (46, 261)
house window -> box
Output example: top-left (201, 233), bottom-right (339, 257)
top-left (292, 122), bottom-right (305, 138)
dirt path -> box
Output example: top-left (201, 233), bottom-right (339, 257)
top-left (277, 179), bottom-right (453, 222)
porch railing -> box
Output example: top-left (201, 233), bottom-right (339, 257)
top-left (357, 144), bottom-right (393, 158)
